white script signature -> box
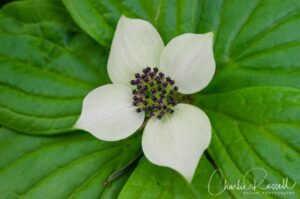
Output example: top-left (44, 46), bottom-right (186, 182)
top-left (208, 168), bottom-right (297, 196)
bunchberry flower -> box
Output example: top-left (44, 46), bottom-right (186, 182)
top-left (75, 16), bottom-right (215, 182)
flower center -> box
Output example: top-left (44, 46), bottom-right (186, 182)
top-left (130, 67), bottom-right (178, 119)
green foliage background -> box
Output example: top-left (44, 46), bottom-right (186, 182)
top-left (0, 0), bottom-right (299, 198)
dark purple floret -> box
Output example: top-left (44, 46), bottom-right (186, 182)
top-left (149, 72), bottom-right (155, 77)
top-left (151, 88), bottom-right (157, 94)
top-left (168, 109), bottom-right (174, 113)
top-left (159, 72), bottom-right (165, 78)
top-left (152, 96), bottom-right (157, 101)
top-left (133, 95), bottom-right (139, 101)
top-left (149, 81), bottom-right (154, 86)
top-left (135, 78), bottom-right (141, 84)
top-left (155, 76), bottom-right (161, 82)
top-left (130, 80), bottom-right (136, 85)
top-left (142, 86), bottom-right (148, 91)
top-left (157, 111), bottom-right (165, 119)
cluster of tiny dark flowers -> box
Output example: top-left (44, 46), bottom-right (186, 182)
top-left (130, 67), bottom-right (178, 119)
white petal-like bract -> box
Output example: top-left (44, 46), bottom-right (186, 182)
top-left (159, 33), bottom-right (215, 94)
top-left (142, 104), bottom-right (212, 182)
top-left (108, 16), bottom-right (165, 86)
top-left (75, 84), bottom-right (145, 141)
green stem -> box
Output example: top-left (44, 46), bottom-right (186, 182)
top-left (103, 150), bottom-right (143, 186)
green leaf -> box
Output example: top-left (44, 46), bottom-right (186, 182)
top-left (197, 1), bottom-right (300, 195)
top-left (62, 0), bottom-right (202, 46)
top-left (119, 157), bottom-right (231, 198)
top-left (200, 0), bottom-right (300, 92)
top-left (0, 127), bottom-right (141, 198)
top-left (0, 0), bottom-right (110, 135)
top-left (198, 0), bottom-right (300, 197)
top-left (196, 87), bottom-right (300, 198)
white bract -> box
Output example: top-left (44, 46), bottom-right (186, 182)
top-left (75, 16), bottom-right (215, 183)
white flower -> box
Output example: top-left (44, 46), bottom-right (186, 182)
top-left (75, 16), bottom-right (215, 183)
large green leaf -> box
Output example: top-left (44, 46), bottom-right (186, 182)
top-left (200, 0), bottom-right (300, 92)
top-left (198, 1), bottom-right (300, 195)
top-left (119, 157), bottom-right (231, 198)
top-left (0, 127), bottom-right (141, 198)
top-left (197, 87), bottom-right (300, 198)
top-left (62, 0), bottom-right (202, 46)
top-left (0, 0), bottom-right (110, 135)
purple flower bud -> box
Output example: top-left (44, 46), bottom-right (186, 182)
top-left (157, 111), bottom-right (164, 119)
top-left (153, 67), bottom-right (158, 73)
top-left (149, 72), bottom-right (155, 77)
top-left (143, 86), bottom-right (148, 91)
top-left (144, 77), bottom-right (149, 82)
top-left (135, 73), bottom-right (141, 78)
top-left (130, 80), bottom-right (136, 85)
top-left (149, 81), bottom-right (154, 86)
top-left (135, 78), bottom-right (141, 84)
top-left (159, 72), bottom-right (165, 78)
top-left (151, 88), bottom-right (157, 94)
top-left (160, 94), bottom-right (165, 99)
top-left (133, 95), bottom-right (139, 101)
